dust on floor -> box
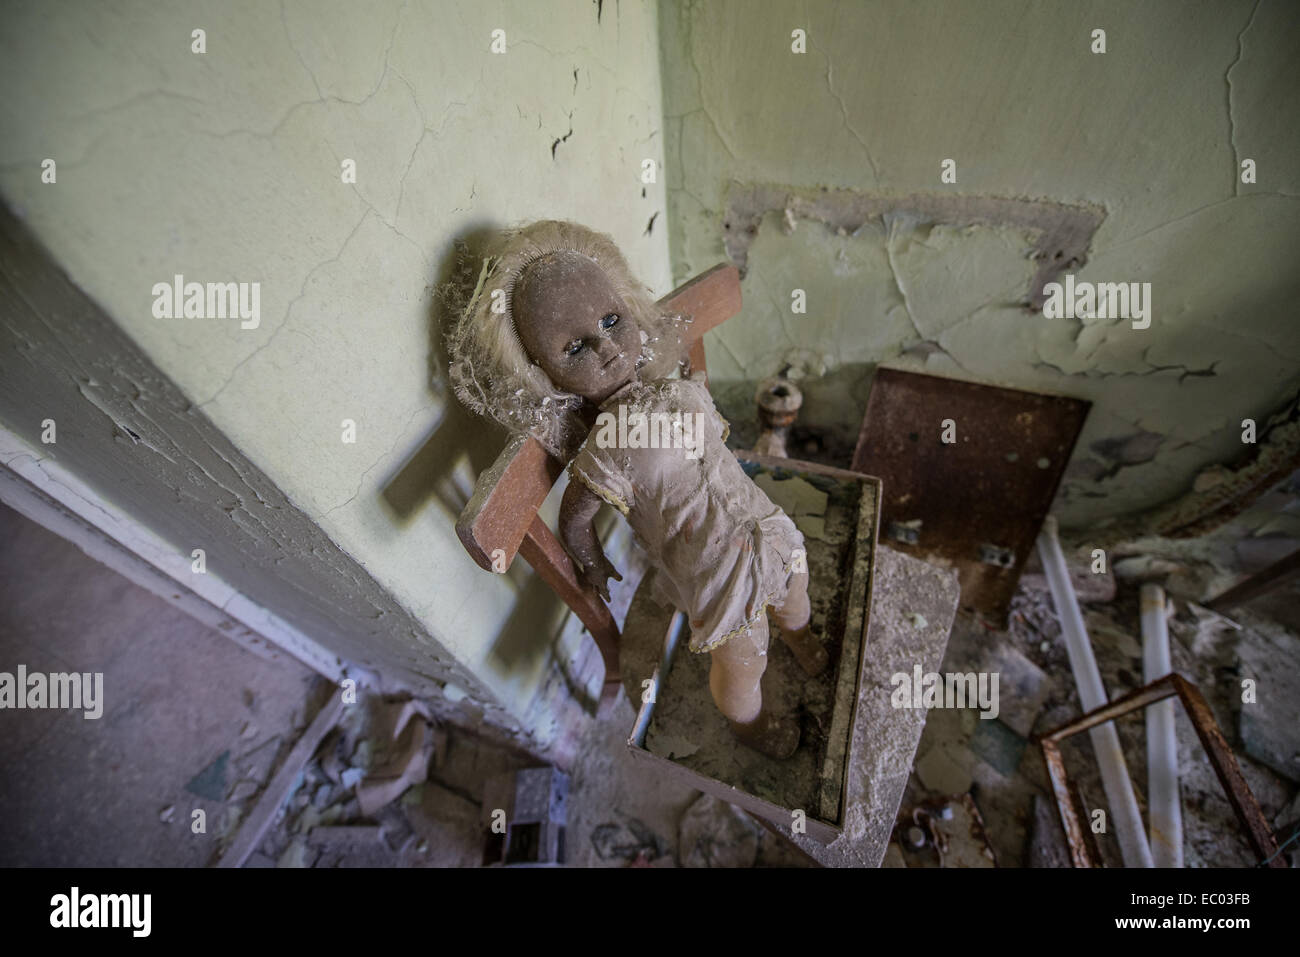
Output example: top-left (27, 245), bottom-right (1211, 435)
top-left (0, 502), bottom-right (806, 867)
top-left (896, 572), bottom-right (1299, 868)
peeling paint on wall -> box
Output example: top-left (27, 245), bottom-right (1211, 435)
top-left (724, 184), bottom-right (1105, 309)
top-left (0, 0), bottom-right (672, 744)
top-left (0, 205), bottom-right (513, 733)
top-left (661, 0), bottom-right (1300, 530)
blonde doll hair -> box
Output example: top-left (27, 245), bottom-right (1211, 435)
top-left (446, 220), bottom-right (683, 461)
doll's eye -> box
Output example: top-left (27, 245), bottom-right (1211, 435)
top-left (599, 313), bottom-right (620, 331)
top-left (565, 339), bottom-right (584, 357)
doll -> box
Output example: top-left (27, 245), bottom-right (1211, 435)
top-left (447, 221), bottom-right (828, 759)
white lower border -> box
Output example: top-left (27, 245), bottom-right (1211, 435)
top-left (0, 426), bottom-right (350, 685)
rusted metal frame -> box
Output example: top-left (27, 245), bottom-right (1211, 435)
top-left (1039, 673), bottom-right (1283, 867)
top-left (1040, 679), bottom-right (1179, 742)
top-left (1173, 675), bottom-right (1280, 864)
top-left (1040, 739), bottom-right (1094, 868)
top-left (1070, 780), bottom-right (1105, 865)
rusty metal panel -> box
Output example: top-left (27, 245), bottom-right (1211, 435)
top-left (851, 368), bottom-right (1089, 625)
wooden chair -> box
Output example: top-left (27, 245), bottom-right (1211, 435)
top-left (455, 264), bottom-right (742, 713)
top-left (453, 269), bottom-right (942, 854)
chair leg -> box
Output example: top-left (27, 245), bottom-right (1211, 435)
top-left (519, 517), bottom-right (623, 712)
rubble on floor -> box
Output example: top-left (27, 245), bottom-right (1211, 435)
top-left (898, 543), bottom-right (1299, 868)
top-left (222, 683), bottom-right (812, 868)
top-left (228, 693), bottom-right (538, 868)
top-left (212, 518), bottom-right (1299, 869)
top-left (7, 491), bottom-right (1294, 868)
top-left (565, 695), bottom-right (811, 867)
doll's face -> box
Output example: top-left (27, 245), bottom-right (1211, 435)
top-left (513, 251), bottom-right (641, 404)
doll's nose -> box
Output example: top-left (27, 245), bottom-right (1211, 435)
top-left (592, 336), bottom-right (619, 360)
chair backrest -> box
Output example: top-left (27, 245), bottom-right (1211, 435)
top-left (455, 264), bottom-right (742, 694)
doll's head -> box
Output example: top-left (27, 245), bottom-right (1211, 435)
top-left (512, 250), bottom-right (641, 404)
top-left (447, 221), bottom-right (682, 459)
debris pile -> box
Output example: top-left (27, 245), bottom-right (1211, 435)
top-left (897, 524), bottom-right (1299, 869)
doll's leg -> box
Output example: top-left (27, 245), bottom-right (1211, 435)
top-left (709, 618), bottom-right (800, 759)
top-left (773, 572), bottom-right (830, 676)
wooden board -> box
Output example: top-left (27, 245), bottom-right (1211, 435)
top-left (217, 693), bottom-right (345, 868)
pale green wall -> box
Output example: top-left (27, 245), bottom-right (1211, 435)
top-left (661, 0), bottom-right (1300, 530)
top-left (5, 0), bottom-right (1298, 735)
top-left (0, 0), bottom-right (670, 734)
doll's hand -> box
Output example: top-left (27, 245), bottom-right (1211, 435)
top-left (581, 555), bottom-right (623, 603)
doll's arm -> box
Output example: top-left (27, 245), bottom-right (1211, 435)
top-left (560, 480), bottom-right (623, 602)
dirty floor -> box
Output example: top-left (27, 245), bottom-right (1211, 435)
top-left (3, 499), bottom-right (1295, 867)
top-left (896, 581), bottom-right (1300, 868)
top-left (0, 502), bottom-right (804, 867)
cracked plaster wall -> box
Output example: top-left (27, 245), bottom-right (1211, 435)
top-left (0, 0), bottom-right (671, 740)
top-left (660, 0), bottom-right (1300, 530)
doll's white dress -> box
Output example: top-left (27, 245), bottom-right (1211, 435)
top-left (567, 374), bottom-right (805, 653)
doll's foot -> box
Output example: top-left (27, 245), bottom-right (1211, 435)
top-left (781, 624), bottom-right (830, 677)
top-left (729, 710), bottom-right (800, 760)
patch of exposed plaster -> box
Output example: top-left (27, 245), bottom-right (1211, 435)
top-left (884, 220), bottom-right (921, 340)
top-left (724, 184), bottom-right (1105, 310)
top-left (1085, 430), bottom-right (1166, 482)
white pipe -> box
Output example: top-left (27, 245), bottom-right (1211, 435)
top-left (1141, 583), bottom-right (1183, 867)
top-left (1037, 517), bottom-right (1154, 868)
